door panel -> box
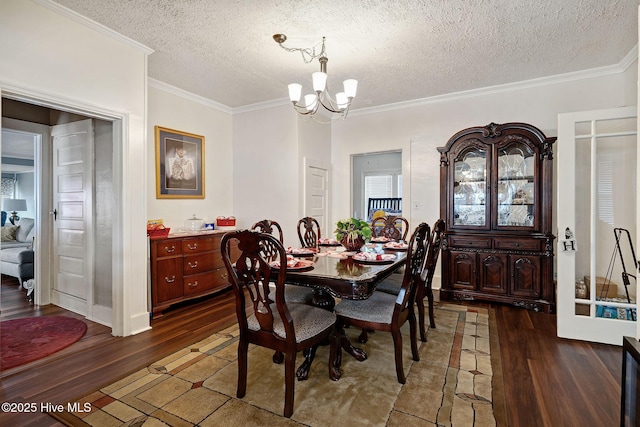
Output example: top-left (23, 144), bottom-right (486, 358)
top-left (479, 254), bottom-right (507, 294)
top-left (304, 158), bottom-right (329, 238)
top-left (51, 119), bottom-right (93, 317)
top-left (557, 106), bottom-right (638, 344)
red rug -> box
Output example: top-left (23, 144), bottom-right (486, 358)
top-left (1, 316), bottom-right (87, 370)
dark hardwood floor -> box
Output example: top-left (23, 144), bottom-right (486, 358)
top-left (0, 276), bottom-right (623, 426)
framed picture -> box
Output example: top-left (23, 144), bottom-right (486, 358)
top-left (155, 126), bottom-right (205, 199)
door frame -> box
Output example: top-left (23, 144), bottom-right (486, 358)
top-left (0, 86), bottom-right (127, 336)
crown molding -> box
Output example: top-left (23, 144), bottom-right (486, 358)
top-left (34, 0), bottom-right (153, 54)
top-left (350, 47), bottom-right (639, 117)
top-left (148, 79), bottom-right (233, 114)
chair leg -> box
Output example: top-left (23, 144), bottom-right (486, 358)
top-left (409, 311), bottom-right (420, 362)
top-left (283, 351), bottom-right (296, 418)
top-left (328, 328), bottom-right (341, 381)
top-left (391, 329), bottom-right (406, 384)
top-left (417, 294), bottom-right (427, 342)
top-left (237, 340), bottom-right (248, 398)
top-left (427, 288), bottom-right (436, 329)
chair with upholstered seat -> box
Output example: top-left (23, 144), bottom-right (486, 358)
top-left (334, 222), bottom-right (430, 384)
top-left (221, 230), bottom-right (338, 418)
top-left (371, 215), bottom-right (409, 242)
top-left (375, 219), bottom-right (445, 342)
top-left (297, 217), bottom-right (321, 248)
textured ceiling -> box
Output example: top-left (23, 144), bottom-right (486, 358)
top-left (52, 0), bottom-right (639, 111)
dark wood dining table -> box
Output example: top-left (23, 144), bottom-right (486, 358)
top-left (272, 245), bottom-right (407, 381)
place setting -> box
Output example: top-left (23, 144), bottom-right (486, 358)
top-left (286, 246), bottom-right (318, 257)
top-left (269, 254), bottom-right (314, 271)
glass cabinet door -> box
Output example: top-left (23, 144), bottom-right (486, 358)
top-left (453, 147), bottom-right (488, 227)
top-left (496, 141), bottom-right (536, 228)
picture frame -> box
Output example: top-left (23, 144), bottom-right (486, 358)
top-left (155, 126), bottom-right (205, 199)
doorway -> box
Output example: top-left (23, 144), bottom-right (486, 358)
top-left (1, 98), bottom-right (115, 328)
top-left (351, 151), bottom-right (402, 220)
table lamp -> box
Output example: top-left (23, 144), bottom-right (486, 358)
top-left (2, 198), bottom-right (27, 225)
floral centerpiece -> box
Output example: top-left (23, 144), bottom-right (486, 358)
top-left (334, 218), bottom-right (372, 252)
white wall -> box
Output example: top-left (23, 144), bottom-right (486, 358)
top-left (0, 0), bottom-right (150, 335)
top-left (233, 105), bottom-right (302, 247)
top-left (147, 86), bottom-right (234, 230)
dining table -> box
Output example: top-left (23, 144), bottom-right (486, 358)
top-left (272, 243), bottom-right (408, 381)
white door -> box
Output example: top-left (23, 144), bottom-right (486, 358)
top-left (557, 106), bottom-right (638, 345)
top-left (50, 119), bottom-right (94, 317)
top-left (304, 158), bottom-right (329, 238)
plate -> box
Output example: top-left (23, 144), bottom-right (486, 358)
top-left (318, 239), bottom-right (341, 246)
top-left (383, 242), bottom-right (408, 251)
top-left (352, 253), bottom-right (396, 264)
top-left (286, 247), bottom-right (317, 257)
top-left (269, 259), bottom-right (314, 271)
top-left (370, 237), bottom-right (391, 243)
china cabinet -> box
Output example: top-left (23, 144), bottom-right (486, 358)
top-left (438, 122), bottom-right (556, 313)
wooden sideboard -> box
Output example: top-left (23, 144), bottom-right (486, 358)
top-left (149, 231), bottom-right (237, 318)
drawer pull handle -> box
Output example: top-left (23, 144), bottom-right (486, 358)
top-left (164, 275), bottom-right (176, 283)
top-left (514, 243), bottom-right (520, 247)
top-left (188, 281), bottom-right (199, 288)
top-left (188, 261), bottom-right (199, 269)
top-left (164, 245), bottom-right (176, 253)
top-left (221, 273), bottom-right (228, 280)
top-left (187, 243), bottom-right (198, 250)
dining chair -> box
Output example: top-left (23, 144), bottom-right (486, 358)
top-left (375, 219), bottom-right (445, 342)
top-left (297, 216), bottom-right (321, 248)
top-left (416, 219), bottom-right (445, 341)
top-left (371, 215), bottom-right (409, 241)
top-left (334, 222), bottom-right (430, 384)
top-left (221, 230), bottom-right (338, 418)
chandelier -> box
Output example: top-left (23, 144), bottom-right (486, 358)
top-left (273, 34), bottom-right (358, 120)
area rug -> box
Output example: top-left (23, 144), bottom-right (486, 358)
top-left (51, 304), bottom-right (506, 426)
top-left (1, 316), bottom-right (87, 370)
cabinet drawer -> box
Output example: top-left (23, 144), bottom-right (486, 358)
top-left (183, 253), bottom-right (216, 274)
top-left (183, 271), bottom-right (216, 296)
top-left (182, 237), bottom-right (217, 254)
top-left (183, 268), bottom-right (230, 296)
top-left (449, 235), bottom-right (492, 249)
top-left (494, 239), bottom-right (541, 251)
top-left (154, 240), bottom-right (182, 257)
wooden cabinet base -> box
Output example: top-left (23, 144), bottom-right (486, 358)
top-left (440, 288), bottom-right (555, 314)
top-left (150, 232), bottom-right (236, 319)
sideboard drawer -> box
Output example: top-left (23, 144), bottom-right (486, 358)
top-left (494, 238), bottom-right (541, 251)
top-left (183, 271), bottom-right (217, 296)
top-left (449, 235), bottom-right (492, 249)
top-left (155, 240), bottom-right (182, 257)
top-left (182, 237), bottom-right (216, 253)
top-left (183, 253), bottom-right (216, 274)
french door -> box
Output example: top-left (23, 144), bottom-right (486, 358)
top-left (557, 106), bottom-right (638, 345)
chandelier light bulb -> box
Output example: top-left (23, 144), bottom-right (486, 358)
top-left (335, 92), bottom-right (348, 110)
top-left (304, 94), bottom-right (317, 111)
top-left (288, 83), bottom-right (302, 103)
top-left (312, 72), bottom-right (327, 93)
top-left (343, 79), bottom-right (358, 99)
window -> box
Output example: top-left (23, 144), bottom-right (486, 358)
top-left (363, 172), bottom-right (402, 218)
top-left (1, 176), bottom-right (16, 198)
